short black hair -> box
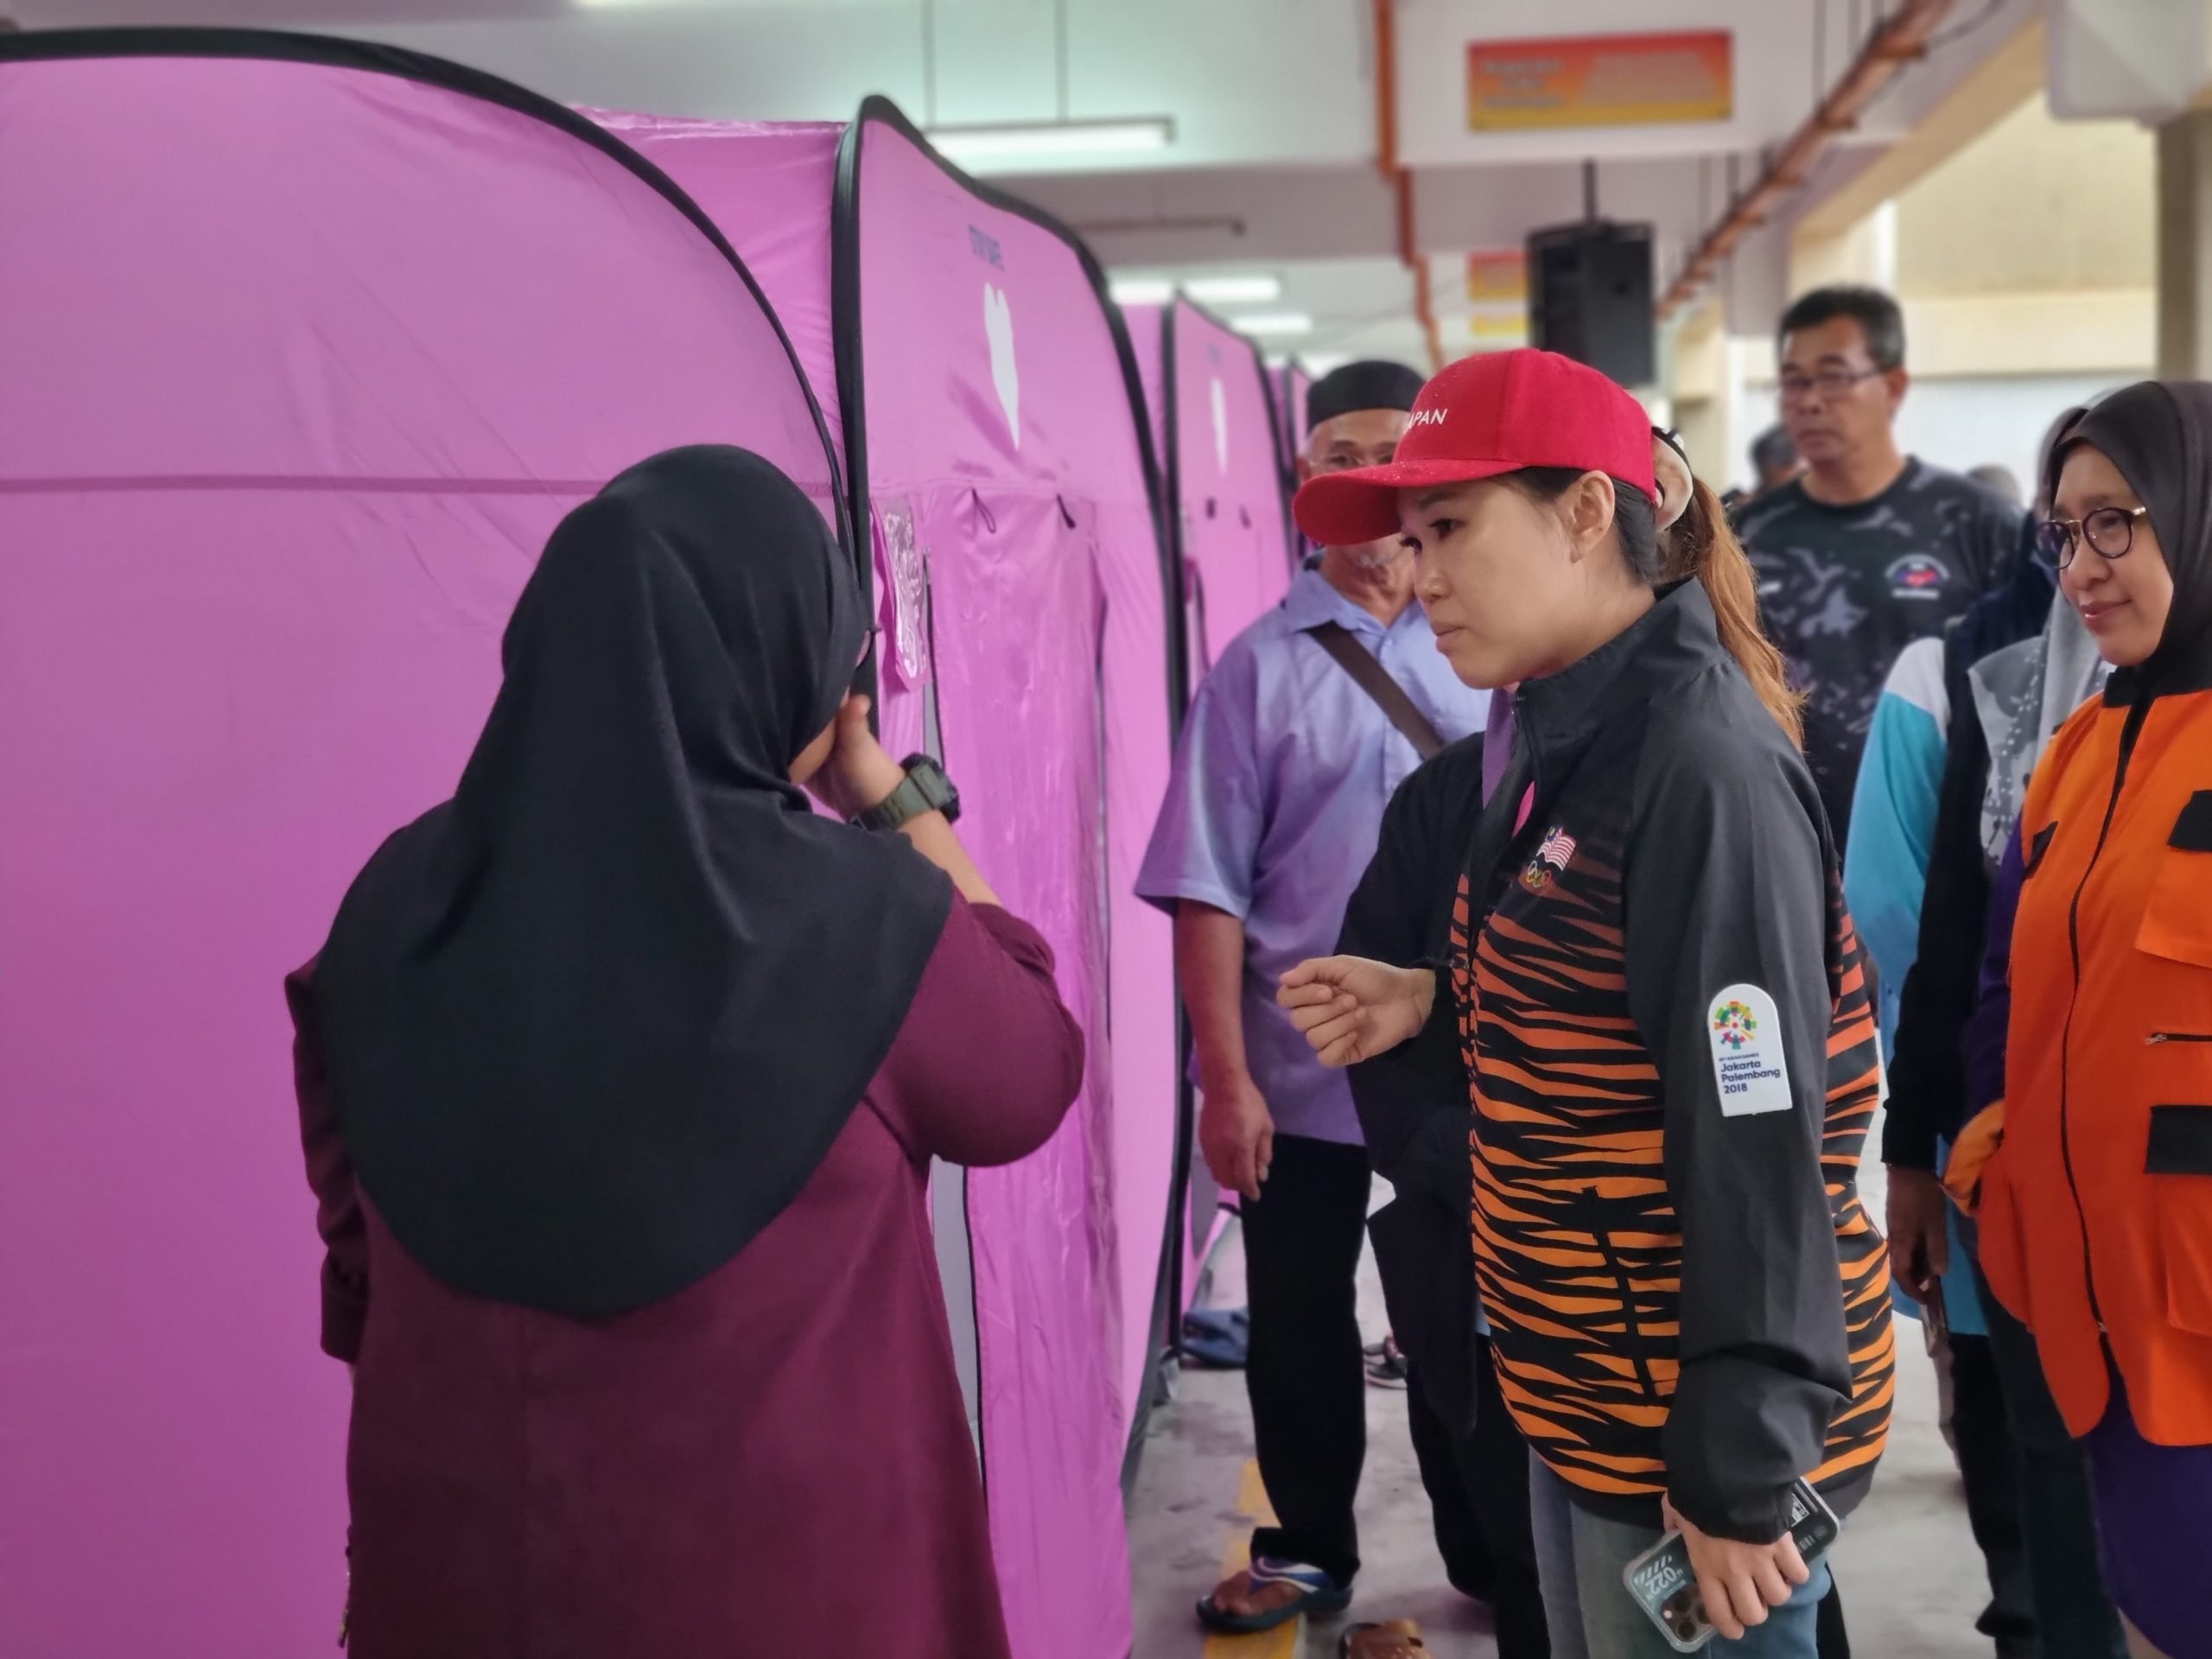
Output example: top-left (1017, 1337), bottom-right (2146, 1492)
top-left (1778, 285), bottom-right (1905, 372)
top-left (1750, 424), bottom-right (1798, 477)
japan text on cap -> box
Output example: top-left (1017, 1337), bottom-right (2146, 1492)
top-left (1294, 349), bottom-right (1659, 548)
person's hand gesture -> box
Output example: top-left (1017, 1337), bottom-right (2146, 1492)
top-left (1662, 1495), bottom-right (1812, 1643)
top-left (1198, 1075), bottom-right (1274, 1202)
top-left (1276, 957), bottom-right (1434, 1067)
top-left (808, 695), bottom-right (909, 822)
top-left (1885, 1166), bottom-right (1952, 1304)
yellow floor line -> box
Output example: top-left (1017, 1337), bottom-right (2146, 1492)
top-left (1203, 1460), bottom-right (1299, 1659)
top-left (1236, 1458), bottom-right (1277, 1527)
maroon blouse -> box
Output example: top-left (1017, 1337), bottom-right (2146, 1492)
top-left (294, 896), bottom-right (1084, 1659)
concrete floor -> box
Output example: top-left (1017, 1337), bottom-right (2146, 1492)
top-left (1128, 1154), bottom-right (1995, 1658)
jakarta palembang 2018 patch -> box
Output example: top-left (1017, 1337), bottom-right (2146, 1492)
top-left (1707, 982), bottom-right (1792, 1116)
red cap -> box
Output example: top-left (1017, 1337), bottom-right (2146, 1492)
top-left (1294, 348), bottom-right (1659, 548)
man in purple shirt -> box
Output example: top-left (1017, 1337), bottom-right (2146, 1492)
top-left (1139, 361), bottom-right (1490, 1635)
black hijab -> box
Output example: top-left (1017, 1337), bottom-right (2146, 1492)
top-left (315, 447), bottom-right (953, 1319)
top-left (2052, 380), bottom-right (2212, 700)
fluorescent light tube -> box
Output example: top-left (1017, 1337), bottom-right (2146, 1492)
top-left (1185, 274), bottom-right (1283, 305)
top-left (1229, 313), bottom-right (1314, 338)
top-left (927, 118), bottom-right (1173, 165)
top-left (1109, 277), bottom-right (1176, 306)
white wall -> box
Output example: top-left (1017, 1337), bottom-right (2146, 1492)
top-left (1892, 373), bottom-right (2128, 501)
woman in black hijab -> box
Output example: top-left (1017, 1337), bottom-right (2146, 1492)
top-left (1949, 383), bottom-right (2212, 1659)
top-left (293, 447), bottom-right (1084, 1659)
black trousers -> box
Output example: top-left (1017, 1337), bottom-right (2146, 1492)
top-left (1973, 1255), bottom-right (2130, 1657)
top-left (1242, 1133), bottom-right (1372, 1586)
top-left (1950, 1331), bottom-right (2037, 1654)
top-left (1408, 1344), bottom-right (1551, 1659)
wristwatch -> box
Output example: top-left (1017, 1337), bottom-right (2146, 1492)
top-left (855, 753), bottom-right (962, 830)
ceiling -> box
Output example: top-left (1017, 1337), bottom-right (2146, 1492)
top-left (10, 0), bottom-right (2045, 372)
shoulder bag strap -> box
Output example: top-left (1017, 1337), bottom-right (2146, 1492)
top-left (1308, 620), bottom-right (1446, 761)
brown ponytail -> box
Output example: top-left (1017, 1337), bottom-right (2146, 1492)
top-left (1508, 467), bottom-right (1806, 747)
top-left (1662, 478), bottom-right (1805, 749)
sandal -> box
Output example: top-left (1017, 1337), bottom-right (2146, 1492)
top-left (1341, 1620), bottom-right (1428, 1658)
top-left (1196, 1557), bottom-right (1353, 1634)
top-left (1365, 1334), bottom-right (1409, 1389)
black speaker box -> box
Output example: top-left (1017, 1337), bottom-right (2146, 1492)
top-left (1527, 219), bottom-right (1655, 387)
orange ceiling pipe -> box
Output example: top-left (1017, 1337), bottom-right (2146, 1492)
top-left (1374, 0), bottom-right (1441, 369)
top-left (1375, 0), bottom-right (1398, 177)
top-left (1657, 0), bottom-right (1955, 318)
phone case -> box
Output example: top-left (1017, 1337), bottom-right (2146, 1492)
top-left (1623, 1528), bottom-right (1713, 1651)
top-left (1622, 1479), bottom-right (1842, 1653)
top-left (1923, 1278), bottom-right (1951, 1346)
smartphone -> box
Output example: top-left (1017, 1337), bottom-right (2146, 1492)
top-left (1922, 1276), bottom-right (1951, 1348)
top-left (1622, 1478), bottom-right (1841, 1652)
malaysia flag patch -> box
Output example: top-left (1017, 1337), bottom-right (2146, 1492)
top-left (1520, 824), bottom-right (1578, 893)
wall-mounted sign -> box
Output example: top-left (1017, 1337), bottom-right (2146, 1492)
top-left (1468, 313), bottom-right (1529, 346)
top-left (1466, 30), bottom-right (1732, 131)
top-left (1465, 250), bottom-right (1528, 306)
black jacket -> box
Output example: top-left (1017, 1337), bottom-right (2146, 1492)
top-left (1427, 582), bottom-right (1891, 1540)
top-left (1338, 734), bottom-right (1487, 1436)
top-left (1881, 550), bottom-right (2058, 1168)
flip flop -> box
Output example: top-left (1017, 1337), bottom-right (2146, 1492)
top-left (1340, 1620), bottom-right (1428, 1658)
top-left (1196, 1557), bottom-right (1352, 1635)
top-left (1365, 1334), bottom-right (1409, 1389)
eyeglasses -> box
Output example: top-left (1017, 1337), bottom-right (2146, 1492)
top-left (1313, 448), bottom-right (1394, 474)
top-left (2036, 506), bottom-right (2149, 569)
top-left (1777, 365), bottom-right (1885, 404)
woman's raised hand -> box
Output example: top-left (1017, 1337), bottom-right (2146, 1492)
top-left (1277, 957), bottom-right (1435, 1067)
top-left (811, 695), bottom-right (910, 821)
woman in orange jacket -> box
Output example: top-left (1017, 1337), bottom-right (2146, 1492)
top-left (1955, 380), bottom-right (2212, 1659)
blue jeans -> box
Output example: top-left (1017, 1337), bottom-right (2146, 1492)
top-left (1529, 1454), bottom-right (1829, 1659)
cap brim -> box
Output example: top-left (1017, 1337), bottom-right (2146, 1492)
top-left (1294, 457), bottom-right (1524, 548)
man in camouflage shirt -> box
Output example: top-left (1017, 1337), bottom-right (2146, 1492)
top-left (1738, 286), bottom-right (2024, 851)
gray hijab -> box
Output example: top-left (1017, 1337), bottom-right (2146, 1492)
top-left (1968, 593), bottom-right (2107, 868)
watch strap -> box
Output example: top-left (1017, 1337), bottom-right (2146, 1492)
top-left (855, 755), bottom-right (957, 831)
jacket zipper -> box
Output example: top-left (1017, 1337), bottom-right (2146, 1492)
top-left (1584, 1194), bottom-right (1661, 1401)
top-left (2056, 701), bottom-right (2150, 1338)
top-left (2147, 1033), bottom-right (2212, 1046)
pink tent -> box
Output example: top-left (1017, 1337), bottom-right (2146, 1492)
top-left (836, 102), bottom-right (1183, 1658)
top-left (601, 101), bottom-right (1185, 1659)
top-left (1123, 302), bottom-right (1169, 477)
top-left (0, 30), bottom-right (845, 1656)
top-left (1164, 298), bottom-right (1294, 679)
top-left (1279, 361), bottom-right (1316, 569)
top-left (1281, 361), bottom-right (1315, 458)
top-left (1133, 300), bottom-right (1301, 1327)
top-left (590, 111), bottom-right (847, 461)
top-left (3, 34), bottom-right (1184, 1654)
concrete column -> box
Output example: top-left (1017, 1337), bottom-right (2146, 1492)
top-left (1791, 203), bottom-right (1899, 299)
top-left (2158, 106), bottom-right (2212, 378)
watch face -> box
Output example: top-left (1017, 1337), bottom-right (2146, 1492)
top-left (907, 758), bottom-right (958, 820)
top-left (874, 755), bottom-right (957, 827)
top-left (913, 760), bottom-right (955, 811)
